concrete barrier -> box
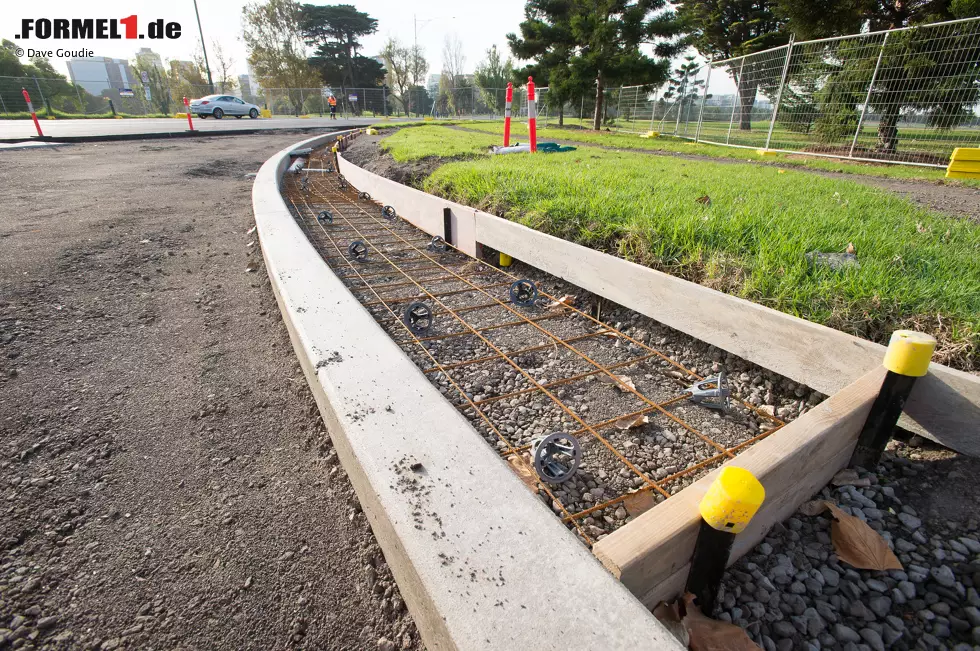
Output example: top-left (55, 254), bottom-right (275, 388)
top-left (254, 132), bottom-right (684, 651)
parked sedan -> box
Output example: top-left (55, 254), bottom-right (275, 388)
top-left (189, 95), bottom-right (260, 120)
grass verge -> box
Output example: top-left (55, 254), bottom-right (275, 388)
top-left (453, 121), bottom-right (980, 186)
top-left (379, 126), bottom-right (978, 369)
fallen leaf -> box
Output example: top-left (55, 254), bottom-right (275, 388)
top-left (600, 331), bottom-right (621, 340)
top-left (507, 455), bottom-right (539, 491)
top-left (683, 593), bottom-right (760, 650)
top-left (546, 294), bottom-right (576, 308)
top-left (653, 600), bottom-right (690, 646)
top-left (777, 169), bottom-right (786, 174)
top-left (799, 500), bottom-right (831, 516)
top-left (825, 503), bottom-right (903, 571)
top-left (831, 468), bottom-right (871, 487)
top-left (599, 374), bottom-right (636, 392)
top-left (624, 490), bottom-right (656, 517)
top-left (916, 222), bottom-right (930, 234)
top-left (695, 195), bottom-right (712, 206)
top-left (845, 242), bottom-right (856, 255)
top-left (614, 414), bottom-right (649, 430)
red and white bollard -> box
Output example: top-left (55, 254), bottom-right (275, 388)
top-left (527, 77), bottom-right (537, 153)
top-left (503, 82), bottom-right (513, 147)
top-left (183, 97), bottom-right (194, 131)
top-left (21, 88), bottom-right (43, 137)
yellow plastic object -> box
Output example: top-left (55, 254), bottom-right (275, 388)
top-left (260, 109), bottom-right (272, 118)
top-left (499, 253), bottom-right (513, 267)
top-left (699, 466), bottom-right (765, 534)
top-left (365, 128), bottom-right (378, 135)
top-left (882, 330), bottom-right (936, 377)
top-left (423, 116), bottom-right (434, 121)
top-left (639, 130), bottom-right (660, 139)
top-left (756, 149), bottom-right (778, 157)
top-left (946, 148), bottom-right (980, 180)
top-left (174, 113), bottom-right (187, 119)
top-left (299, 115), bottom-right (311, 119)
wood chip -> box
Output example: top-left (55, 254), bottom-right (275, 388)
top-left (624, 490), bottom-right (656, 517)
top-left (507, 455), bottom-right (539, 492)
top-left (614, 414), bottom-right (649, 430)
top-left (546, 294), bottom-right (576, 308)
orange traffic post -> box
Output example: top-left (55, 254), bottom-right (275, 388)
top-left (183, 97), bottom-right (194, 131)
top-left (21, 88), bottom-right (43, 137)
top-left (527, 77), bottom-right (537, 153)
top-left (503, 82), bottom-right (513, 147)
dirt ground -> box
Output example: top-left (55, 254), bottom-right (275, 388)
top-left (0, 134), bottom-right (420, 650)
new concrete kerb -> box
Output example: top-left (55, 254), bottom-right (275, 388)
top-left (252, 132), bottom-right (683, 650)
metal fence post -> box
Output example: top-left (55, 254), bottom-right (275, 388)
top-left (850, 31), bottom-right (890, 158)
top-left (694, 64), bottom-right (713, 142)
top-left (32, 76), bottom-right (46, 114)
top-left (765, 36), bottom-right (795, 150)
top-left (726, 57), bottom-right (746, 144)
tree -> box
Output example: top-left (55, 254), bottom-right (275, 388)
top-left (243, 0), bottom-right (320, 114)
top-left (674, 0), bottom-right (788, 130)
top-left (380, 37), bottom-right (427, 115)
top-left (778, 0), bottom-right (980, 153)
top-left (300, 4), bottom-right (384, 90)
top-left (510, 0), bottom-right (681, 131)
top-left (441, 35), bottom-right (466, 115)
top-left (210, 41), bottom-right (238, 94)
top-left (133, 51), bottom-right (173, 115)
top-left (473, 45), bottom-right (514, 113)
top-left (661, 55), bottom-right (706, 129)
top-left (508, 0), bottom-right (584, 126)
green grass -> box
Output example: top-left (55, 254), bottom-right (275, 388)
top-left (0, 110), bottom-right (173, 120)
top-left (380, 125), bottom-right (499, 160)
top-left (455, 120), bottom-right (980, 186)
top-left (380, 125), bottom-right (979, 368)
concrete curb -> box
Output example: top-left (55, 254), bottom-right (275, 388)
top-left (252, 132), bottom-right (684, 650)
top-left (0, 122), bottom-right (379, 145)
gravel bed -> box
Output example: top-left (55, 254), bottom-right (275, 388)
top-left (714, 440), bottom-right (980, 650)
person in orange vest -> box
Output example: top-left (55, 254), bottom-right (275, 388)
top-left (328, 95), bottom-right (337, 119)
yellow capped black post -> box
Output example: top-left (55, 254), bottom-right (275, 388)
top-left (850, 330), bottom-right (936, 469)
top-left (685, 466), bottom-right (765, 613)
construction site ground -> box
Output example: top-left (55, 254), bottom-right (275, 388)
top-left (0, 134), bottom-right (421, 651)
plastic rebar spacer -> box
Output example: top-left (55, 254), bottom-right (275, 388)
top-left (882, 330), bottom-right (936, 377)
top-left (698, 466), bottom-right (765, 534)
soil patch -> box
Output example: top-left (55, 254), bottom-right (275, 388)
top-left (0, 135), bottom-right (422, 651)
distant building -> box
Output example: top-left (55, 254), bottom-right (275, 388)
top-left (66, 56), bottom-right (137, 95)
top-left (426, 73), bottom-right (441, 96)
top-left (135, 48), bottom-right (165, 71)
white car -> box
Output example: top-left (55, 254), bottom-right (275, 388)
top-left (189, 94), bottom-right (260, 120)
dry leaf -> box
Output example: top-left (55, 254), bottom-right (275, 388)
top-left (507, 455), bottom-right (539, 492)
top-left (695, 195), bottom-right (712, 206)
top-left (799, 500), bottom-right (831, 516)
top-left (546, 294), bottom-right (576, 308)
top-left (825, 503), bottom-right (903, 571)
top-left (614, 414), bottom-right (649, 430)
top-left (683, 593), bottom-right (761, 650)
top-left (777, 169), bottom-right (786, 174)
top-left (599, 374), bottom-right (636, 392)
top-left (916, 222), bottom-right (930, 234)
top-left (845, 242), bottom-right (856, 255)
top-left (653, 600), bottom-right (690, 647)
top-left (832, 469), bottom-right (871, 487)
top-left (624, 490), bottom-right (656, 517)
top-left (600, 331), bottom-right (621, 340)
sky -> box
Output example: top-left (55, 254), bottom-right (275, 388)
top-left (2, 0), bottom-right (529, 79)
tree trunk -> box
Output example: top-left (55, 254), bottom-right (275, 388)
top-left (737, 78), bottom-right (758, 131)
top-left (559, 105), bottom-right (564, 127)
top-left (592, 73), bottom-right (604, 131)
top-left (875, 104), bottom-right (900, 154)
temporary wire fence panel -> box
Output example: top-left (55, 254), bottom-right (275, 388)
top-left (685, 16), bottom-right (980, 167)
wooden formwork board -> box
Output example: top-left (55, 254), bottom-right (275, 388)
top-left (593, 366), bottom-right (885, 607)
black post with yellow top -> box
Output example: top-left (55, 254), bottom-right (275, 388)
top-left (685, 466), bottom-right (765, 613)
top-left (850, 330), bottom-right (936, 469)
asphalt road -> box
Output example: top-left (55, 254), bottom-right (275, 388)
top-left (0, 116), bottom-right (406, 141)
